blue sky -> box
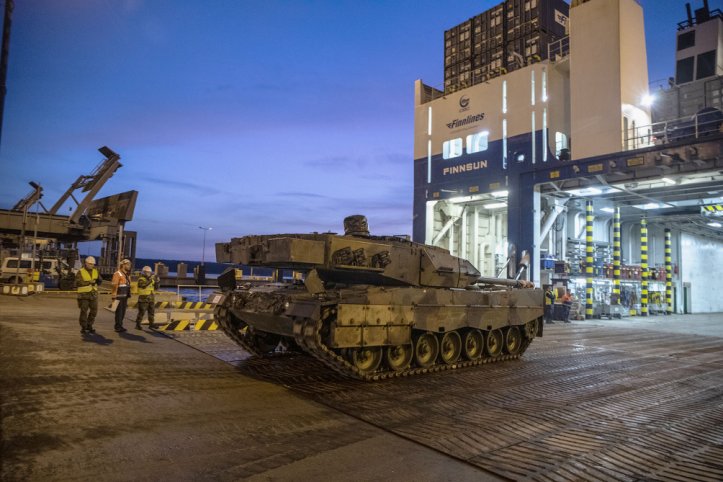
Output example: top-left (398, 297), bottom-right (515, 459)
top-left (0, 0), bottom-right (694, 259)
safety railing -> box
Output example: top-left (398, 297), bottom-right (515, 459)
top-left (548, 36), bottom-right (570, 63)
top-left (623, 110), bottom-right (723, 151)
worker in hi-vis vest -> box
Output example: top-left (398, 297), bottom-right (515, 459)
top-left (76, 256), bottom-right (101, 335)
top-left (544, 286), bottom-right (557, 325)
top-left (135, 266), bottom-right (158, 330)
top-left (111, 259), bottom-right (132, 333)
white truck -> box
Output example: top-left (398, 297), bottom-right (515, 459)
top-left (0, 256), bottom-right (77, 289)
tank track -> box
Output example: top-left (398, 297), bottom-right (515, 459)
top-left (216, 294), bottom-right (536, 381)
top-left (292, 315), bottom-right (535, 381)
top-left (214, 302), bottom-right (283, 357)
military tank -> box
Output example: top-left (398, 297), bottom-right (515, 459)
top-left (214, 215), bottom-right (543, 380)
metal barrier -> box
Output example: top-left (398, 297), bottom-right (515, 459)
top-left (175, 284), bottom-right (219, 303)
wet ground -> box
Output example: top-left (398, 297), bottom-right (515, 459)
top-left (2, 295), bottom-right (722, 481)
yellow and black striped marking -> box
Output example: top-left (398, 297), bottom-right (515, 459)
top-left (194, 319), bottom-right (219, 331)
top-left (586, 200), bottom-right (594, 319)
top-left (128, 301), bottom-right (214, 310)
top-left (702, 204), bottom-right (723, 213)
top-left (157, 319), bottom-right (218, 331)
top-left (613, 206), bottom-right (621, 304)
top-left (640, 217), bottom-right (649, 316)
top-left (665, 228), bottom-right (673, 314)
top-left (158, 320), bottom-right (192, 331)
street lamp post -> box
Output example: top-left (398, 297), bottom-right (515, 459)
top-left (199, 226), bottom-right (212, 265)
top-left (197, 226), bottom-right (212, 285)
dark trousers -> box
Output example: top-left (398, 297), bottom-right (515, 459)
top-left (563, 303), bottom-right (572, 322)
top-left (136, 301), bottom-right (155, 325)
top-left (544, 304), bottom-right (553, 324)
top-left (78, 297), bottom-right (98, 329)
top-left (114, 297), bottom-right (128, 330)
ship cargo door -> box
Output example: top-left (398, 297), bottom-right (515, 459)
top-left (426, 195), bottom-right (508, 277)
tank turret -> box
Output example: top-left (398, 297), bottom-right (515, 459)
top-left (216, 215), bottom-right (483, 289)
top-left (213, 216), bottom-right (543, 380)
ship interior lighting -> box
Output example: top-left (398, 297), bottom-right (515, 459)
top-left (708, 222), bottom-right (722, 228)
top-left (634, 203), bottom-right (672, 210)
top-left (566, 186), bottom-right (620, 197)
top-left (567, 187), bottom-right (601, 196)
top-left (600, 207), bottom-right (615, 213)
top-left (491, 190), bottom-right (509, 198)
top-left (661, 177), bottom-right (676, 185)
top-left (483, 202), bottom-right (507, 210)
top-left (448, 194), bottom-right (485, 204)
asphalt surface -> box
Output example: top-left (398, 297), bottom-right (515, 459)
top-left (172, 314), bottom-right (723, 481)
top-left (3, 294), bottom-right (723, 481)
top-left (0, 295), bottom-right (501, 482)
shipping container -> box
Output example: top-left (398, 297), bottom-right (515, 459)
top-left (504, 0), bottom-right (568, 38)
top-left (443, 0), bottom-right (568, 91)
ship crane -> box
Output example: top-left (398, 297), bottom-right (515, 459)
top-left (48, 146), bottom-right (121, 226)
top-left (12, 181), bottom-right (45, 213)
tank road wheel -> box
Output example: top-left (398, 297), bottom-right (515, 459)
top-left (439, 331), bottom-right (462, 365)
top-left (485, 329), bottom-right (503, 357)
top-left (350, 347), bottom-right (383, 374)
top-left (413, 332), bottom-right (439, 369)
top-left (525, 319), bottom-right (538, 340)
top-left (463, 329), bottom-right (484, 361)
top-left (505, 326), bottom-right (522, 355)
top-left (385, 344), bottom-right (413, 372)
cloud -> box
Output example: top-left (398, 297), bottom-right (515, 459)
top-left (140, 177), bottom-right (222, 195)
top-left (303, 155), bottom-right (364, 170)
top-left (275, 191), bottom-right (333, 199)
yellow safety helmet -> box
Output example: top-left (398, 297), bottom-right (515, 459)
top-left (85, 256), bottom-right (96, 266)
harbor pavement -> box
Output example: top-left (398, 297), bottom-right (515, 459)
top-left (0, 294), bottom-right (501, 482)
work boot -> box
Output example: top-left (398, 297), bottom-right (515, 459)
top-left (115, 327), bottom-right (127, 333)
top-left (88, 327), bottom-right (96, 334)
top-left (80, 328), bottom-right (87, 334)
top-left (135, 323), bottom-right (142, 330)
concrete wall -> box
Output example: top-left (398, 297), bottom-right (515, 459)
top-left (680, 232), bottom-right (723, 313)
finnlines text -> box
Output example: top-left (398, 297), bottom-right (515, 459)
top-left (443, 160), bottom-right (488, 176)
top-left (447, 112), bottom-right (485, 129)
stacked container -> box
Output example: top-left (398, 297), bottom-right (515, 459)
top-left (444, 0), bottom-right (569, 93)
top-left (444, 19), bottom-right (473, 92)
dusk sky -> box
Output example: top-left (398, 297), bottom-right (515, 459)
top-left (0, 0), bottom-right (698, 260)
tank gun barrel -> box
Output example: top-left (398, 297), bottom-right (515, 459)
top-left (475, 276), bottom-right (535, 289)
